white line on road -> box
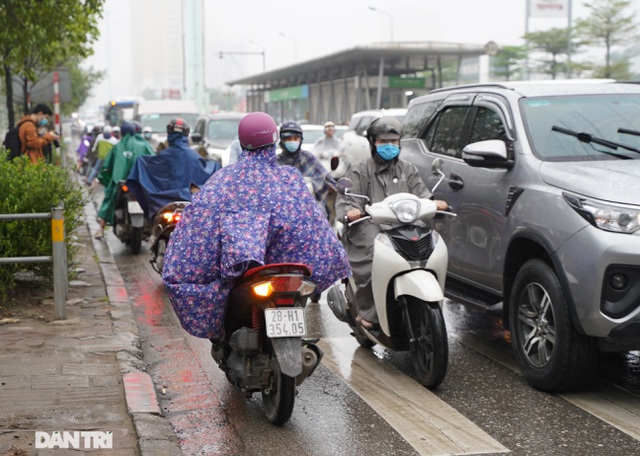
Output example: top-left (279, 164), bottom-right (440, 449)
top-left (454, 330), bottom-right (640, 443)
top-left (319, 337), bottom-right (510, 456)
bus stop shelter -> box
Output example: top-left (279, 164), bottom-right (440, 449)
top-left (227, 41), bottom-right (488, 124)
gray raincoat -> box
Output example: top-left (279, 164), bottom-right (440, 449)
top-left (335, 155), bottom-right (431, 323)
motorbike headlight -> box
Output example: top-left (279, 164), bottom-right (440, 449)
top-left (564, 193), bottom-right (640, 234)
top-left (390, 199), bottom-right (420, 223)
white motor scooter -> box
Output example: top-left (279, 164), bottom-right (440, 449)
top-left (328, 159), bottom-right (455, 388)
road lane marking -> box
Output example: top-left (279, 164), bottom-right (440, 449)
top-left (562, 384), bottom-right (640, 441)
top-left (455, 330), bottom-right (640, 442)
top-left (319, 337), bottom-right (509, 456)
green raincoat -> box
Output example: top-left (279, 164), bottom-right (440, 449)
top-left (98, 132), bottom-right (154, 225)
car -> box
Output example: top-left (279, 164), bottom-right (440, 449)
top-left (298, 123), bottom-right (348, 154)
top-left (346, 108), bottom-right (408, 137)
top-left (399, 79), bottom-right (640, 393)
top-left (190, 112), bottom-right (247, 165)
top-left (133, 99), bottom-right (200, 149)
top-left (341, 108), bottom-right (408, 166)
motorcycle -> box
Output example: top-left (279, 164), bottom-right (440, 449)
top-left (113, 180), bottom-right (146, 255)
top-left (149, 201), bottom-right (189, 274)
top-left (211, 262), bottom-right (323, 425)
top-left (327, 159), bottom-right (455, 389)
top-left (149, 182), bottom-right (202, 273)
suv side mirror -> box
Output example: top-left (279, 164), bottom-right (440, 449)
top-left (190, 132), bottom-right (203, 143)
top-left (462, 140), bottom-right (513, 169)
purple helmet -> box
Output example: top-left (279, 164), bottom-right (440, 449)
top-left (238, 112), bottom-right (278, 150)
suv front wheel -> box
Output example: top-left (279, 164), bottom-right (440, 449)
top-left (509, 259), bottom-right (598, 392)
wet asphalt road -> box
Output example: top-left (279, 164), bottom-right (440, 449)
top-left (89, 178), bottom-right (640, 456)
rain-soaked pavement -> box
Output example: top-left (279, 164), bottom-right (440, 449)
top-left (98, 214), bottom-right (640, 456)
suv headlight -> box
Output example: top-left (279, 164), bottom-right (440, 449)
top-left (564, 193), bottom-right (640, 234)
top-left (390, 199), bottom-right (420, 223)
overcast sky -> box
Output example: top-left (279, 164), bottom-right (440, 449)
top-left (82, 0), bottom-right (637, 113)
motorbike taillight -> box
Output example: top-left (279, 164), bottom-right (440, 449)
top-left (162, 212), bottom-right (181, 223)
top-left (251, 275), bottom-right (316, 299)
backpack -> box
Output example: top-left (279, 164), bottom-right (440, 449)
top-left (3, 119), bottom-right (34, 160)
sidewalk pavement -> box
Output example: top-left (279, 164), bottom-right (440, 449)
top-left (0, 185), bottom-right (182, 455)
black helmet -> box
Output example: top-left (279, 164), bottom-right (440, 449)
top-left (365, 115), bottom-right (403, 145)
top-left (120, 121), bottom-right (135, 136)
top-left (279, 121), bottom-right (303, 141)
top-left (167, 118), bottom-right (190, 136)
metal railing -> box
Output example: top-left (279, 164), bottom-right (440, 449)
top-left (0, 204), bottom-right (68, 319)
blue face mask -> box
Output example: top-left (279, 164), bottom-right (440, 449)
top-left (284, 141), bottom-right (300, 153)
top-left (39, 118), bottom-right (48, 126)
top-left (376, 143), bottom-right (400, 161)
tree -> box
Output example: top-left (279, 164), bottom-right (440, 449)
top-left (0, 0), bottom-right (104, 126)
top-left (65, 59), bottom-right (105, 116)
top-left (524, 28), bottom-right (582, 79)
top-left (491, 46), bottom-right (527, 81)
top-left (575, 0), bottom-right (638, 78)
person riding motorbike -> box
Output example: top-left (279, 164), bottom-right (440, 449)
top-left (335, 115), bottom-right (448, 329)
top-left (142, 126), bottom-right (153, 141)
top-left (313, 120), bottom-right (342, 159)
top-left (125, 118), bottom-right (220, 221)
top-left (95, 121), bottom-right (155, 239)
top-left (276, 121), bottom-right (335, 219)
top-left (276, 120), bottom-right (339, 303)
top-left (162, 111), bottom-right (351, 340)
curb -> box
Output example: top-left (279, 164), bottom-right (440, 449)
top-left (81, 185), bottom-right (183, 456)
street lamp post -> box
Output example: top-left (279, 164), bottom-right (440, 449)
top-left (218, 50), bottom-right (267, 75)
top-left (279, 32), bottom-right (298, 63)
top-left (368, 6), bottom-right (394, 42)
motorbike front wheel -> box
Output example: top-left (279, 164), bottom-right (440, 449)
top-left (262, 356), bottom-right (296, 425)
top-left (406, 298), bottom-right (448, 389)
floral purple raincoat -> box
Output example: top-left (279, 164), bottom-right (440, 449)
top-left (162, 144), bottom-right (351, 339)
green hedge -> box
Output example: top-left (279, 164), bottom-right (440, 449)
top-left (0, 149), bottom-right (86, 301)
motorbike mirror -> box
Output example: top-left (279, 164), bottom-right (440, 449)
top-left (330, 156), bottom-right (340, 171)
top-left (336, 178), bottom-right (353, 195)
top-left (430, 158), bottom-right (446, 194)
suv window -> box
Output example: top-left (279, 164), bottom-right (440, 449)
top-left (469, 107), bottom-right (507, 143)
top-left (206, 119), bottom-right (242, 141)
top-left (194, 118), bottom-right (206, 138)
top-left (425, 106), bottom-right (470, 158)
top-left (403, 100), bottom-right (440, 138)
top-left (521, 94), bottom-right (640, 161)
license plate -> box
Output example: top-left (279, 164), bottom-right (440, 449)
top-left (265, 308), bottom-right (307, 338)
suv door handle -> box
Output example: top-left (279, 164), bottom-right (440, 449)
top-left (448, 173), bottom-right (464, 191)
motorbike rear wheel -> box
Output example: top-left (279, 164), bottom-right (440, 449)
top-left (406, 298), bottom-right (448, 389)
top-left (152, 237), bottom-right (168, 274)
top-left (262, 356), bottom-right (296, 425)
